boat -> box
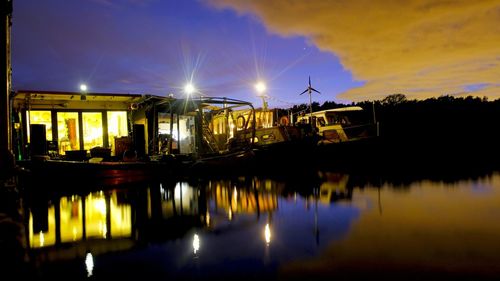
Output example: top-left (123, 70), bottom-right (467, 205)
top-left (296, 106), bottom-right (377, 145)
top-left (230, 105), bottom-right (380, 171)
top-left (142, 96), bottom-right (257, 175)
top-left (17, 158), bottom-right (171, 189)
top-left (13, 91), bottom-right (258, 181)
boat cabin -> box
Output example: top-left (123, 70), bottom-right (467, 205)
top-left (11, 90), bottom-right (147, 161)
top-left (296, 106), bottom-right (376, 143)
top-left (142, 96), bottom-right (256, 159)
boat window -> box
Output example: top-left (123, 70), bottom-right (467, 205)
top-left (317, 117), bottom-right (326, 126)
top-left (107, 111), bottom-right (128, 156)
top-left (82, 112), bottom-right (104, 151)
top-left (178, 115), bottom-right (195, 154)
top-left (57, 112), bottom-right (80, 155)
top-left (27, 110), bottom-right (53, 141)
top-left (261, 134), bottom-right (275, 141)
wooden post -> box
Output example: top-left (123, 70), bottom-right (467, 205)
top-left (1, 0), bottom-right (13, 176)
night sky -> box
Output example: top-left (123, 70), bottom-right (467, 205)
top-left (12, 0), bottom-right (500, 107)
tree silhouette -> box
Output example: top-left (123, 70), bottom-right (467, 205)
top-left (382, 93), bottom-right (407, 105)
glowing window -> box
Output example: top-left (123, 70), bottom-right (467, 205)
top-left (82, 112), bottom-right (103, 151)
top-left (57, 112), bottom-right (80, 154)
top-left (261, 134), bottom-right (275, 141)
top-left (27, 110), bottom-right (52, 141)
top-left (107, 111), bottom-right (128, 156)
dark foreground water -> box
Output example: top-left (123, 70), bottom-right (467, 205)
top-left (10, 171), bottom-right (500, 280)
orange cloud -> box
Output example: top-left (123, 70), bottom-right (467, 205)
top-left (208, 0), bottom-right (500, 101)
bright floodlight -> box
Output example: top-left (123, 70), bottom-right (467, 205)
top-left (80, 84), bottom-right (88, 92)
top-left (184, 83), bottom-right (195, 95)
top-left (255, 81), bottom-right (266, 95)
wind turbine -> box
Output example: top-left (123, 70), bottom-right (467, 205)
top-left (299, 76), bottom-right (321, 123)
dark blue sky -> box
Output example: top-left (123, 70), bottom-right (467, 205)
top-left (14, 0), bottom-right (499, 104)
top-left (12, 0), bottom-right (360, 107)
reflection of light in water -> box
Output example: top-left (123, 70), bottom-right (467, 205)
top-left (265, 223), bottom-right (271, 244)
top-left (85, 252), bottom-right (94, 277)
top-left (98, 221), bottom-right (107, 238)
top-left (228, 208), bottom-right (232, 221)
top-left (39, 231), bottom-right (44, 247)
top-left (174, 182), bottom-right (187, 199)
top-left (233, 187), bottom-right (238, 200)
top-left (94, 198), bottom-right (106, 215)
top-left (73, 227), bottom-right (77, 241)
top-left (193, 234), bottom-right (200, 254)
top-left (206, 211), bottom-right (210, 225)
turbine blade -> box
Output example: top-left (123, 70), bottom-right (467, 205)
top-left (299, 89), bottom-right (308, 95)
top-left (308, 76), bottom-right (311, 86)
top-left (311, 88), bottom-right (321, 94)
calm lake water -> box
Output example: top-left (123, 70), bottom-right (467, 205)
top-left (20, 171), bottom-right (500, 280)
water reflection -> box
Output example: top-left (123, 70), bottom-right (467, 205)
top-left (28, 190), bottom-right (132, 248)
top-left (20, 171), bottom-right (500, 280)
top-left (85, 252), bottom-right (94, 277)
top-left (264, 223), bottom-right (271, 245)
top-left (193, 233), bottom-right (200, 255)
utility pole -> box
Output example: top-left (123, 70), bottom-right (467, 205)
top-left (1, 0), bottom-right (14, 179)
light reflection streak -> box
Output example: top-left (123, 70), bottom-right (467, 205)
top-left (85, 252), bottom-right (94, 277)
top-left (193, 234), bottom-right (200, 254)
top-left (265, 223), bottom-right (271, 245)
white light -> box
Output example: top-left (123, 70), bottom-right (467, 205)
top-left (184, 83), bottom-right (195, 95)
top-left (80, 84), bottom-right (88, 92)
top-left (255, 81), bottom-right (266, 94)
top-left (85, 252), bottom-right (94, 277)
top-left (265, 223), bottom-right (271, 244)
top-left (193, 234), bottom-right (200, 254)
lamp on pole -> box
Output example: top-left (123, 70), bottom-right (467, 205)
top-left (254, 81), bottom-right (268, 111)
top-left (184, 83), bottom-right (196, 97)
top-left (80, 84), bottom-right (88, 100)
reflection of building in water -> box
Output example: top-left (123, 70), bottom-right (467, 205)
top-left (28, 190), bottom-right (132, 248)
top-left (27, 182), bottom-right (205, 249)
top-left (209, 179), bottom-right (280, 217)
top-left (152, 182), bottom-right (201, 219)
top-left (317, 172), bottom-right (352, 205)
top-left (26, 178), bottom-right (283, 261)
